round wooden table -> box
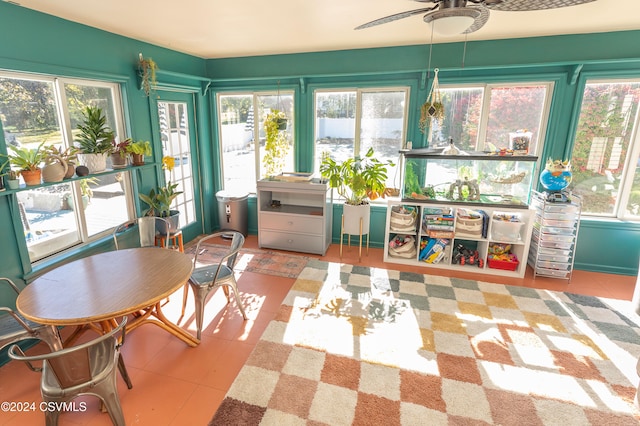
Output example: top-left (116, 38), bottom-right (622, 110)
top-left (17, 247), bottom-right (199, 346)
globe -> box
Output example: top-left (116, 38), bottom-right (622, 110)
top-left (540, 168), bottom-right (572, 192)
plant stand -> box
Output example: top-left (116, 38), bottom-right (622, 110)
top-left (340, 213), bottom-right (369, 262)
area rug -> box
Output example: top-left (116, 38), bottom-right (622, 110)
top-left (184, 243), bottom-right (310, 278)
top-left (210, 259), bottom-right (640, 425)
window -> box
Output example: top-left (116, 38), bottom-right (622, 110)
top-left (158, 100), bottom-right (196, 227)
top-left (314, 88), bottom-right (409, 192)
top-left (570, 79), bottom-right (640, 218)
top-left (430, 83), bottom-right (552, 154)
top-left (217, 91), bottom-right (294, 194)
top-left (0, 73), bottom-right (132, 262)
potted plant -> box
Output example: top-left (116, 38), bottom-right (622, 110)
top-left (8, 142), bottom-right (46, 186)
top-left (127, 140), bottom-right (152, 166)
top-left (45, 145), bottom-right (78, 179)
top-left (0, 155), bottom-right (9, 191)
top-left (6, 170), bottom-right (20, 190)
top-left (110, 138), bottom-right (131, 168)
top-left (138, 54), bottom-right (158, 97)
top-left (75, 106), bottom-right (114, 173)
top-left (263, 109), bottom-right (290, 178)
top-left (67, 177), bottom-right (98, 211)
top-left (320, 147), bottom-right (394, 235)
top-left (138, 156), bottom-right (182, 233)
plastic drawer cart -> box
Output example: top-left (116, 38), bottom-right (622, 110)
top-left (527, 191), bottom-right (582, 281)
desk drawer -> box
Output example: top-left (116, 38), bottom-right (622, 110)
top-left (259, 230), bottom-right (324, 254)
top-left (260, 213), bottom-right (323, 235)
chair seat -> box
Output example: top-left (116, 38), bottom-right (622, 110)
top-left (189, 264), bottom-right (233, 287)
top-left (0, 313), bottom-right (45, 341)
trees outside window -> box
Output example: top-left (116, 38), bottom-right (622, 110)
top-left (570, 80), bottom-right (640, 218)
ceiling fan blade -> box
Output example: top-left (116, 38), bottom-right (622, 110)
top-left (487, 0), bottom-right (596, 12)
top-left (463, 5), bottom-right (490, 34)
top-left (355, 6), bottom-right (438, 30)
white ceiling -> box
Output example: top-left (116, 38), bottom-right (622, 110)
top-left (10, 0), bottom-right (640, 59)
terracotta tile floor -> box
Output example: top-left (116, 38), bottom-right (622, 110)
top-left (0, 235), bottom-right (636, 425)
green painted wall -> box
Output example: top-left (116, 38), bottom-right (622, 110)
top-left (207, 31), bottom-right (640, 276)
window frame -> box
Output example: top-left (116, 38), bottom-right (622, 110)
top-left (0, 71), bottom-right (134, 264)
top-left (568, 76), bottom-right (640, 220)
top-left (431, 81), bottom-right (555, 157)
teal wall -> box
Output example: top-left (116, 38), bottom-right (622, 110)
top-left (0, 0), bottom-right (639, 322)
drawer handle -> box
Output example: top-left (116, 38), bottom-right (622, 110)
top-left (287, 239), bottom-right (294, 244)
top-left (287, 221), bottom-right (294, 226)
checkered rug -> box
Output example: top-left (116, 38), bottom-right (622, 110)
top-left (210, 260), bottom-right (640, 425)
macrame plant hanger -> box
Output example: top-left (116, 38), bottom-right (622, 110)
top-left (419, 26), bottom-right (444, 134)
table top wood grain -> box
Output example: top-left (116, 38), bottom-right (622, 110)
top-left (17, 248), bottom-right (194, 326)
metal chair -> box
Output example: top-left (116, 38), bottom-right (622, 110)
top-left (183, 232), bottom-right (248, 339)
top-left (8, 317), bottom-right (129, 426)
top-left (0, 277), bottom-right (63, 354)
top-left (112, 216), bottom-right (171, 250)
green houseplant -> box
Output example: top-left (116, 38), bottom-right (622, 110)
top-left (263, 109), bottom-right (290, 177)
top-left (320, 147), bottom-right (394, 235)
top-left (127, 140), bottom-right (151, 166)
top-left (138, 55), bottom-right (158, 97)
top-left (110, 138), bottom-right (131, 168)
top-left (75, 106), bottom-right (114, 173)
top-left (138, 156), bottom-right (182, 232)
top-left (8, 142), bottom-right (46, 186)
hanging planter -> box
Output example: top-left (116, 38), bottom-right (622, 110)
top-left (419, 68), bottom-right (445, 134)
top-left (138, 53), bottom-right (158, 97)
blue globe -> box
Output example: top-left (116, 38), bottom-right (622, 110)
top-left (540, 168), bottom-right (572, 191)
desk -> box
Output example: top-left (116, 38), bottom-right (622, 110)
top-left (17, 248), bottom-right (198, 347)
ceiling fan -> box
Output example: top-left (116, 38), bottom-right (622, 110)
top-left (355, 0), bottom-right (597, 35)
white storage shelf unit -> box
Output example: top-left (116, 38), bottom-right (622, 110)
top-left (257, 179), bottom-right (332, 255)
top-left (384, 200), bottom-right (534, 278)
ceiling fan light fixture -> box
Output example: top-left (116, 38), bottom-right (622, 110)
top-left (423, 8), bottom-right (481, 36)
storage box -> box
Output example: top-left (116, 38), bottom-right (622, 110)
top-left (491, 220), bottom-right (524, 242)
top-left (455, 210), bottom-right (483, 237)
top-left (488, 256), bottom-right (519, 271)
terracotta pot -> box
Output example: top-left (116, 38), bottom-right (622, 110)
top-left (21, 168), bottom-right (42, 186)
top-left (64, 162), bottom-right (76, 179)
top-left (131, 153), bottom-right (145, 166)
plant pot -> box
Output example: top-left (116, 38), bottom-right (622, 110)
top-left (110, 153), bottom-right (128, 169)
top-left (64, 163), bottom-right (76, 179)
top-left (21, 168), bottom-right (42, 186)
top-left (131, 153), bottom-right (145, 166)
top-left (78, 153), bottom-right (107, 174)
top-left (0, 176), bottom-right (4, 192)
top-left (7, 179), bottom-right (19, 190)
top-left (156, 210), bottom-right (180, 234)
top-left (42, 155), bottom-right (68, 183)
top-left (66, 193), bottom-right (89, 211)
top-left (277, 118), bottom-right (287, 130)
top-left (342, 203), bottom-right (370, 236)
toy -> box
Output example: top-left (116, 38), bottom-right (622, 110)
top-left (452, 243), bottom-right (484, 267)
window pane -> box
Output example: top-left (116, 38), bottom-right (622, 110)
top-left (257, 92), bottom-right (294, 180)
top-left (0, 77), bottom-right (63, 150)
top-left (431, 87), bottom-right (483, 151)
top-left (485, 85), bottom-right (547, 153)
top-left (17, 183), bottom-right (79, 262)
top-left (159, 101), bottom-right (196, 227)
top-left (315, 91), bottom-right (356, 171)
top-left (570, 81), bottom-right (640, 216)
top-left (360, 90), bottom-right (407, 190)
top-left (218, 94), bottom-right (257, 194)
